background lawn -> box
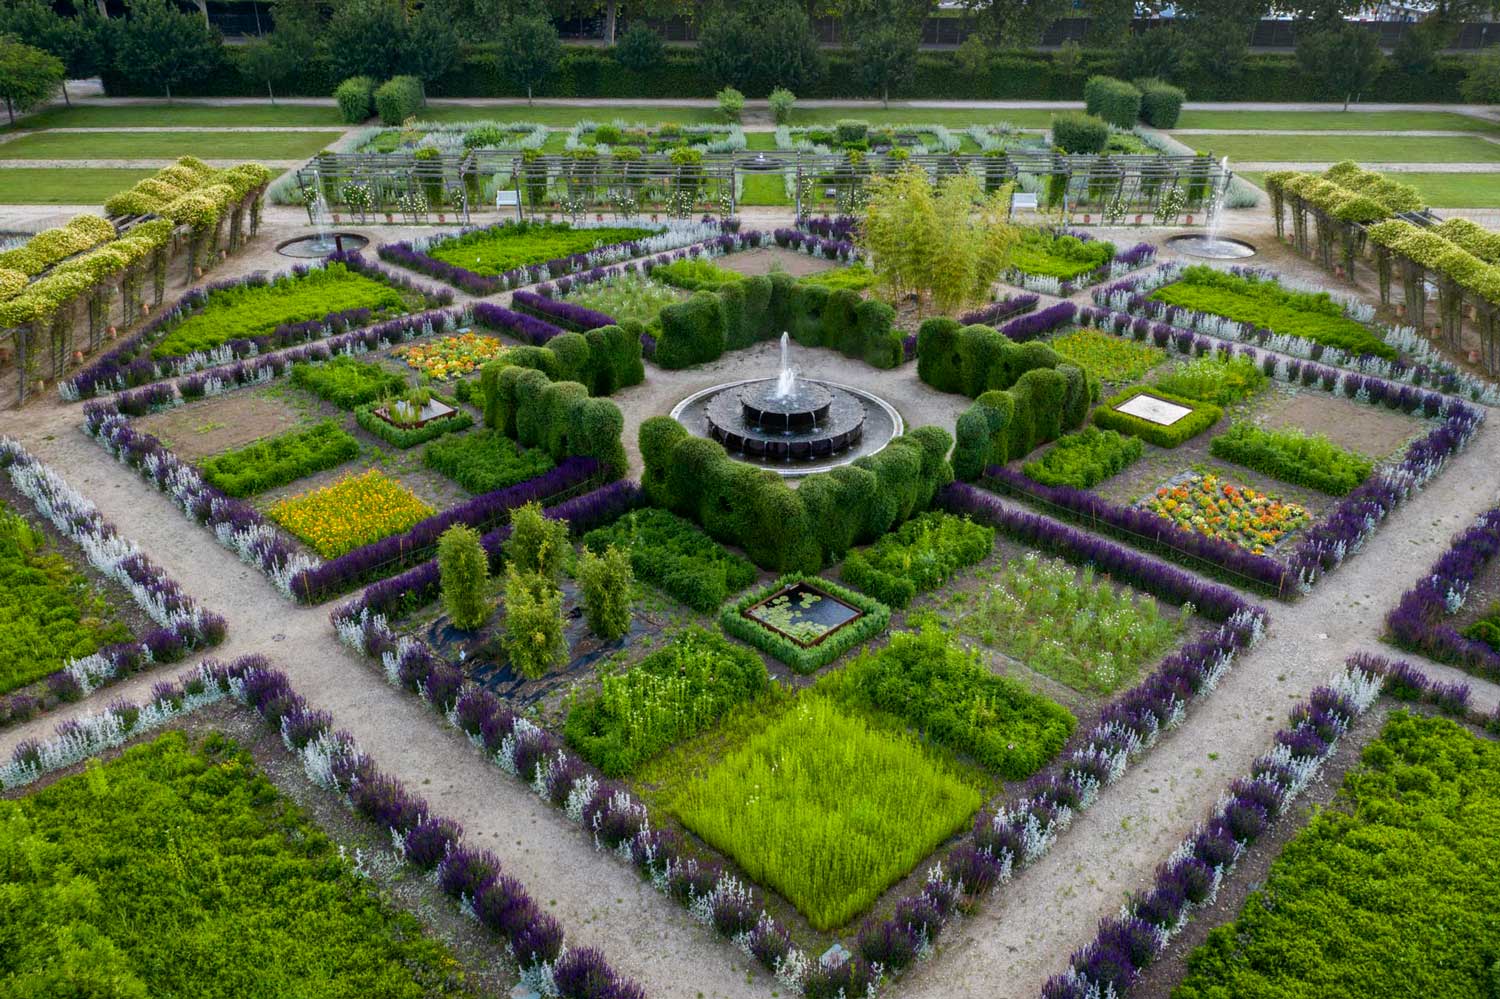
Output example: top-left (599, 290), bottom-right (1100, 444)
top-left (11, 102), bottom-right (347, 129)
top-left (0, 167), bottom-right (160, 203)
top-left (0, 129), bottom-right (342, 161)
top-left (1174, 110), bottom-right (1500, 132)
top-left (740, 173), bottom-right (791, 205)
top-left (1172, 132), bottom-right (1500, 163)
top-left (1237, 169), bottom-right (1500, 208)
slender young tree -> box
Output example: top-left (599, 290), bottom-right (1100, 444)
top-left (498, 15), bottom-right (561, 103)
top-left (854, 21), bottom-right (919, 108)
top-left (0, 39), bottom-right (63, 125)
top-left (438, 524), bottom-right (491, 631)
top-left (576, 544), bottom-right (632, 640)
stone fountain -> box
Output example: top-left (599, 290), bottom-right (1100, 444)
top-left (1166, 156), bottom-right (1256, 260)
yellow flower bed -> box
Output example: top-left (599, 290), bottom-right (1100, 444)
top-left (394, 333), bottom-right (508, 381)
top-left (270, 469), bottom-right (434, 558)
top-left (1144, 472), bottom-right (1309, 555)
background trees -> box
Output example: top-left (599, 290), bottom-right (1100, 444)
top-left (0, 39), bottom-right (63, 125)
top-left (111, 0), bottom-right (222, 101)
top-left (697, 0), bottom-right (822, 96)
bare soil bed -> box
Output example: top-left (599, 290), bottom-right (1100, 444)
top-left (716, 245), bottom-right (836, 278)
top-left (1257, 389), bottom-right (1425, 459)
top-left (135, 391), bottom-right (308, 460)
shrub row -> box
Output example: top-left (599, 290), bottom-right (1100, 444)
top-left (641, 417), bottom-right (954, 571)
top-left (918, 318), bottom-right (1087, 398)
top-left (472, 303), bottom-right (644, 396)
top-left (373, 75), bottom-right (424, 125)
top-left (1084, 76), bottom-right (1141, 129)
top-left (952, 360), bottom-right (1098, 480)
top-left (1050, 111), bottom-right (1109, 155)
top-left (582, 507), bottom-right (756, 613)
top-left (655, 272), bottom-right (902, 370)
top-left (199, 419), bottom-right (360, 497)
top-left (720, 573), bottom-right (891, 674)
top-left (478, 363), bottom-right (627, 475)
top-left (334, 75), bottom-right (375, 123)
top-left (1093, 386), bottom-right (1222, 448)
top-left (1209, 422), bottom-right (1372, 496)
top-left (354, 397), bottom-right (473, 449)
top-left (1023, 426), bottom-right (1144, 490)
top-left (424, 429), bottom-right (557, 495)
top-left (840, 511), bottom-right (995, 609)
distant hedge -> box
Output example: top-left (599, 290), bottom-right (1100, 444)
top-left (100, 45), bottom-right (1476, 103)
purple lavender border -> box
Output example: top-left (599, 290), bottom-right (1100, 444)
top-left (1385, 506), bottom-right (1500, 683)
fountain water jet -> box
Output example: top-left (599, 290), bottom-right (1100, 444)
top-left (1166, 156), bottom-right (1256, 260)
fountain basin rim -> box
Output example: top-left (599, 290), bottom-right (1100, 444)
top-left (1165, 233), bottom-right (1256, 259)
top-left (670, 377), bottom-right (904, 479)
top-left (276, 232), bottom-right (371, 258)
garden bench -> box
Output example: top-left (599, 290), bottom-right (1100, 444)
top-left (496, 189), bottom-right (522, 219)
top-left (1011, 192), bottom-right (1039, 213)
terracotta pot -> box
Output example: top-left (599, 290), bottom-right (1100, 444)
top-left (71, 350), bottom-right (84, 364)
top-left (386, 213), bottom-right (395, 223)
top-left (332, 213), bottom-right (341, 223)
top-left (1134, 215), bottom-right (1143, 225)
top-left (193, 266), bottom-right (203, 278)
top-left (1469, 349), bottom-right (1481, 363)
top-left (1185, 214), bottom-right (1194, 225)
top-left (1395, 303), bottom-right (1406, 318)
top-left (107, 325), bottom-right (117, 338)
top-left (438, 213), bottom-right (446, 223)
top-left (1082, 214), bottom-right (1091, 224)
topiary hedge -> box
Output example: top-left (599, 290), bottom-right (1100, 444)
top-left (478, 362), bottom-right (626, 477)
top-left (1050, 111), bottom-right (1109, 154)
top-left (334, 76), bottom-right (376, 123)
top-left (639, 417), bottom-right (954, 572)
top-left (1137, 78), bottom-right (1186, 128)
top-left (374, 75), bottom-right (424, 126)
top-left (1084, 75), bottom-right (1141, 129)
top-left (952, 359), bottom-right (1097, 481)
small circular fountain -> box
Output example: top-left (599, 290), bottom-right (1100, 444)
top-left (1166, 234), bottom-right (1256, 259)
top-left (672, 334), bottom-right (900, 477)
top-left (277, 232), bottom-right (370, 258)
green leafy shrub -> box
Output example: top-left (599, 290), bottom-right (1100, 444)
top-left (575, 543), bottom-right (632, 640)
top-left (1462, 603), bottom-right (1500, 650)
top-left (502, 568), bottom-right (566, 678)
top-left (1150, 354), bottom-right (1269, 405)
top-left (478, 363), bottom-right (627, 475)
top-left (1137, 77), bottom-right (1185, 127)
top-left (1093, 387), bottom-right (1222, 448)
top-left (1083, 75), bottom-right (1141, 128)
top-left (1008, 230), bottom-right (1115, 280)
top-left (952, 361), bottom-right (1097, 480)
top-left (1023, 426), bottom-right (1144, 489)
top-left (565, 627), bottom-right (766, 777)
top-left (423, 429), bottom-right (555, 495)
top-left (561, 274), bottom-right (679, 326)
top-left (438, 523), bottom-right (489, 630)
top-left (840, 512), bottom-right (994, 608)
top-left (373, 75), bottom-right (424, 125)
top-left (1049, 111), bottom-right (1109, 154)
top-left (426, 222), bottom-right (653, 277)
top-left (769, 86), bottom-right (796, 123)
top-left (715, 85), bottom-right (745, 122)
top-left (0, 505), bottom-right (131, 695)
top-left (504, 501), bottom-right (570, 581)
top-left (291, 356), bottom-right (406, 409)
top-left (0, 731), bottom-right (480, 995)
top-left (333, 75), bottom-right (375, 123)
top-left (199, 420), bottom-right (359, 497)
top-left (667, 692), bottom-right (982, 931)
top-left (798, 262), bottom-right (879, 292)
top-left (1150, 266), bottom-right (1396, 361)
top-left (582, 507), bottom-right (754, 613)
top-left (1177, 712), bottom-right (1500, 999)
top-left (957, 553), bottom-right (1185, 694)
top-left (354, 397), bottom-right (472, 449)
top-left (831, 623), bottom-right (1076, 778)
top-left (1209, 422), bottom-right (1373, 495)
top-left (650, 257), bottom-right (746, 292)
top-left (1049, 328), bottom-right (1165, 383)
top-left (152, 264), bottom-right (408, 359)
top-left (721, 574), bottom-right (890, 674)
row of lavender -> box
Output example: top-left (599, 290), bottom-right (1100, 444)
top-left (378, 218), bottom-right (728, 296)
top-left (1386, 505), bottom-right (1500, 682)
top-left (331, 479), bottom-right (1266, 997)
top-left (1005, 237), bottom-right (1157, 298)
top-left (0, 655), bottom-right (645, 999)
top-left (61, 252), bottom-right (454, 401)
top-left (0, 438), bottom-right (226, 730)
top-left (995, 307), bottom-right (1486, 595)
top-left (1094, 264), bottom-right (1500, 404)
top-left (1043, 651), bottom-right (1491, 999)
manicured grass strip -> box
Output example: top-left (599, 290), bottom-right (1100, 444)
top-left (422, 429), bottom-right (555, 494)
top-left (1175, 109), bottom-right (1500, 132)
top-left (419, 103), bottom-right (724, 126)
top-left (739, 172), bottom-right (791, 206)
top-left (582, 507), bottom-right (755, 613)
top-left (1176, 711), bottom-right (1500, 999)
top-left (12, 103), bottom-right (347, 129)
top-left (670, 692), bottom-right (984, 931)
top-left (0, 129), bottom-right (342, 161)
top-left (564, 627), bottom-right (768, 777)
top-left (1341, 170), bottom-right (1500, 209)
top-left (1172, 132), bottom-right (1500, 163)
top-left (199, 419), bottom-right (359, 498)
top-left (1, 730), bottom-right (476, 997)
top-left (1209, 422), bottom-right (1373, 496)
top-left (829, 625), bottom-right (1077, 779)
top-left (789, 106), bottom-right (1055, 128)
top-left (0, 167), bottom-right (158, 204)
top-left (0, 502), bottom-right (131, 695)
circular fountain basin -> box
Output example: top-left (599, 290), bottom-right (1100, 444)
top-left (1167, 234), bottom-right (1256, 260)
top-left (276, 233), bottom-right (370, 258)
top-left (673, 378), bottom-right (901, 477)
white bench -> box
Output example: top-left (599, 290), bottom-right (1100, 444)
top-left (496, 189), bottom-right (520, 207)
top-left (1011, 192), bottom-right (1039, 212)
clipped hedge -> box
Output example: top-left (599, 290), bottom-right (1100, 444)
top-left (354, 397), bottom-right (472, 449)
top-left (478, 362), bottom-right (627, 477)
top-left (839, 511), bottom-right (994, 609)
top-left (291, 356), bottom-right (406, 409)
top-left (1137, 78), bottom-right (1185, 128)
top-left (424, 429), bottom-right (557, 495)
top-left (917, 319), bottom-right (1096, 400)
top-left (373, 75), bottom-right (424, 126)
top-left (640, 417), bottom-right (954, 572)
top-left (1093, 386), bottom-right (1222, 448)
top-left (720, 573), bottom-right (891, 674)
top-left (334, 76), bottom-right (375, 123)
top-left (582, 507), bottom-right (756, 613)
top-left (952, 361), bottom-right (1096, 480)
top-left (1209, 422), bottom-right (1372, 496)
top-left (1084, 76), bottom-right (1141, 129)
top-left (1023, 426), bottom-right (1143, 489)
top-left (1050, 111), bottom-right (1109, 154)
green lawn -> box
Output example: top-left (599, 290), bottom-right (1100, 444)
top-left (0, 167), bottom-right (160, 203)
top-left (1238, 169), bottom-right (1500, 208)
top-left (0, 129), bottom-right (342, 161)
top-left (1176, 109), bottom-right (1500, 132)
top-left (1173, 132), bottom-right (1500, 163)
top-left (740, 172), bottom-right (791, 205)
top-left (789, 106), bottom-right (1053, 128)
top-left (12, 102), bottom-right (347, 129)
top-left (421, 102), bottom-right (723, 126)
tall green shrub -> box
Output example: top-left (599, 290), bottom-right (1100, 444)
top-left (333, 75), bottom-right (375, 122)
top-left (502, 568), bottom-right (566, 679)
top-left (1137, 78), bottom-right (1186, 128)
top-left (1083, 75), bottom-right (1141, 128)
top-left (505, 501), bottom-right (570, 581)
top-left (576, 544), bottom-right (633, 640)
top-left (1050, 111), bottom-right (1108, 154)
top-left (438, 524), bottom-right (490, 630)
top-left (373, 74), bottom-right (423, 125)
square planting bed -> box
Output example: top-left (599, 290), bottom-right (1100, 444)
top-left (721, 574), bottom-right (889, 674)
top-left (1093, 386), bottom-right (1223, 449)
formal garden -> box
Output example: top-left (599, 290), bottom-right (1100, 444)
top-left (5, 1), bottom-right (1500, 990)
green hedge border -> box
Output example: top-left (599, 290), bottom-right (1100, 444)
top-left (720, 573), bottom-right (890, 674)
top-left (1093, 386), bottom-right (1222, 448)
top-left (354, 396), bottom-right (473, 449)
